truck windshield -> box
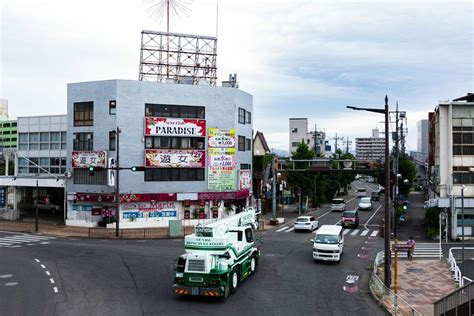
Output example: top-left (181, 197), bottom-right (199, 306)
top-left (315, 234), bottom-right (339, 244)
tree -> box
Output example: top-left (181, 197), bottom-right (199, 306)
top-left (285, 141), bottom-right (315, 208)
top-left (398, 154), bottom-right (416, 196)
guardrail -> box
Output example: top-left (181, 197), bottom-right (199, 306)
top-left (434, 280), bottom-right (474, 315)
top-left (370, 251), bottom-right (421, 315)
top-left (448, 247), bottom-right (474, 287)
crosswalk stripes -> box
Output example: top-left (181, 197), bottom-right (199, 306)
top-left (275, 226), bottom-right (381, 237)
top-left (390, 242), bottom-right (443, 259)
top-left (0, 234), bottom-right (55, 248)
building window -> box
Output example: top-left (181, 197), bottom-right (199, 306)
top-left (291, 128), bottom-right (298, 133)
top-left (246, 138), bottom-right (251, 150)
top-left (109, 100), bottom-right (116, 115)
top-left (238, 135), bottom-right (246, 151)
top-left (453, 128), bottom-right (474, 156)
top-left (241, 163), bottom-right (251, 170)
top-left (144, 136), bottom-right (204, 149)
top-left (29, 133), bottom-right (39, 143)
top-left (145, 168), bottom-right (205, 181)
top-left (238, 108), bottom-right (246, 124)
top-left (145, 104), bottom-right (205, 119)
top-left (19, 133), bottom-right (28, 142)
top-left (74, 101), bottom-right (94, 126)
top-left (73, 132), bottom-right (93, 150)
top-left (292, 142), bottom-right (300, 147)
top-left (73, 168), bottom-right (107, 185)
top-left (246, 111), bottom-right (251, 124)
top-left (109, 131), bottom-right (116, 151)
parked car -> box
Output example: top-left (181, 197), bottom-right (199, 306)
top-left (34, 197), bottom-right (62, 214)
top-left (341, 210), bottom-right (359, 228)
top-left (356, 188), bottom-right (366, 198)
top-left (371, 191), bottom-right (380, 201)
top-left (378, 186), bottom-right (385, 194)
top-left (358, 197), bottom-right (373, 211)
top-left (294, 216), bottom-right (319, 232)
top-left (331, 198), bottom-right (346, 212)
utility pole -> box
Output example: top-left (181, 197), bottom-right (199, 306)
top-left (115, 127), bottom-right (121, 238)
top-left (400, 122), bottom-right (405, 155)
top-left (272, 157), bottom-right (277, 219)
top-left (35, 179), bottom-right (39, 233)
top-left (393, 102), bottom-right (400, 237)
top-left (333, 134), bottom-right (344, 157)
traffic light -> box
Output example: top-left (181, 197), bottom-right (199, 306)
top-left (131, 166), bottom-right (146, 172)
top-left (89, 165), bottom-right (95, 176)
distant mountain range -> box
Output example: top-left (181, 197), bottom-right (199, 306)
top-left (270, 148), bottom-right (289, 157)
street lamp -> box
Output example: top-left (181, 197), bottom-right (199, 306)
top-left (347, 95), bottom-right (391, 287)
top-left (461, 184), bottom-right (466, 276)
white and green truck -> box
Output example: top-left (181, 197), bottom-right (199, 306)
top-left (173, 208), bottom-right (261, 298)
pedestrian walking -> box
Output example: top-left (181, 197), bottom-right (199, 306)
top-left (407, 236), bottom-right (416, 260)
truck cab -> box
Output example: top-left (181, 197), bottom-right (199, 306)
top-left (173, 209), bottom-right (260, 298)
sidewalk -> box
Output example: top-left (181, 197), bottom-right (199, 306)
top-left (381, 192), bottom-right (457, 315)
top-left (394, 259), bottom-right (456, 315)
top-left (0, 219), bottom-right (90, 238)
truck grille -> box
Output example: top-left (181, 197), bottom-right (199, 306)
top-left (188, 259), bottom-right (206, 272)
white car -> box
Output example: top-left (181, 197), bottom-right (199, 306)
top-left (294, 216), bottom-right (319, 232)
top-left (356, 188), bottom-right (367, 197)
top-left (331, 198), bottom-right (346, 212)
top-left (358, 197), bottom-right (373, 211)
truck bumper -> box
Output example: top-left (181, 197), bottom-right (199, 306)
top-left (173, 284), bottom-right (224, 297)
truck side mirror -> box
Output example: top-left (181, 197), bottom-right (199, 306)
top-left (310, 239), bottom-right (314, 243)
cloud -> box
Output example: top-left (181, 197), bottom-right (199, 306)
top-left (1, 0), bottom-right (472, 154)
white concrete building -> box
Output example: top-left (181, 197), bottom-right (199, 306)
top-left (429, 93), bottom-right (474, 239)
top-left (66, 79), bottom-right (253, 228)
top-left (355, 129), bottom-right (385, 162)
top-left (417, 119), bottom-right (429, 156)
top-left (0, 115), bottom-right (67, 220)
top-left (289, 118), bottom-right (326, 156)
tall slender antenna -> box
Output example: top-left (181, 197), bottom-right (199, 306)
top-left (216, 2), bottom-right (219, 38)
top-left (144, 0), bottom-right (192, 32)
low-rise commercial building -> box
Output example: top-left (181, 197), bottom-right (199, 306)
top-left (66, 79), bottom-right (253, 228)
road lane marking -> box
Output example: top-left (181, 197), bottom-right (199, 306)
top-left (343, 229), bottom-right (350, 235)
top-left (276, 226), bottom-right (289, 232)
top-left (316, 210), bottom-right (332, 220)
top-left (46, 271), bottom-right (51, 276)
top-left (0, 242), bottom-right (13, 246)
top-left (35, 259), bottom-right (40, 263)
top-left (361, 230), bottom-right (369, 236)
top-left (41, 264), bottom-right (46, 269)
top-left (53, 287), bottom-right (58, 293)
top-left (364, 205), bottom-right (382, 230)
top-left (351, 230), bottom-right (360, 236)
top-left (284, 227), bottom-right (295, 233)
top-left (5, 282), bottom-right (18, 286)
top-left (370, 230), bottom-right (379, 237)
top-left (0, 274), bottom-right (13, 278)
top-left (50, 278), bottom-right (55, 284)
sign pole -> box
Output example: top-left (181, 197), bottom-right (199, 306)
top-left (115, 127), bottom-right (121, 238)
top-left (393, 239), bottom-right (398, 313)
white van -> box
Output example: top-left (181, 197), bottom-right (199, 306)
top-left (356, 188), bottom-right (367, 198)
top-left (311, 225), bottom-right (344, 262)
top-left (331, 198), bottom-right (346, 212)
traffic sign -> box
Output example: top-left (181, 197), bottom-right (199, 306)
top-left (392, 244), bottom-right (413, 252)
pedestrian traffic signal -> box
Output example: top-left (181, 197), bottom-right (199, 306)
top-left (88, 165), bottom-right (95, 176)
top-left (131, 166), bottom-right (146, 172)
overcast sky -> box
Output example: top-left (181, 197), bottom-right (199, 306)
top-left (1, 0), bottom-right (473, 153)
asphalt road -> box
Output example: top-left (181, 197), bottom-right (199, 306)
top-left (0, 180), bottom-right (387, 316)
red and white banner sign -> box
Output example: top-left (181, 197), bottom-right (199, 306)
top-left (145, 149), bottom-right (205, 168)
top-left (144, 117), bottom-right (206, 136)
top-left (72, 151), bottom-right (107, 168)
top-left (240, 170), bottom-right (252, 190)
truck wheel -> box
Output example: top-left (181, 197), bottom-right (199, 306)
top-left (230, 268), bottom-right (239, 294)
top-left (250, 254), bottom-right (257, 274)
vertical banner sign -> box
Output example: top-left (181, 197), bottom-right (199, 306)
top-left (0, 186), bottom-right (6, 208)
top-left (239, 170), bottom-right (252, 190)
top-left (108, 157), bottom-right (116, 187)
top-left (207, 128), bottom-right (236, 191)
